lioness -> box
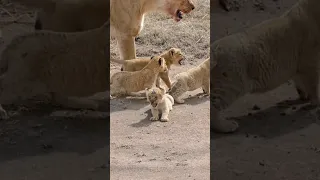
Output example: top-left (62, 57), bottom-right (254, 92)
top-left (110, 56), bottom-right (168, 98)
top-left (211, 0), bottom-right (320, 133)
top-left (0, 20), bottom-right (110, 119)
top-left (110, 48), bottom-right (184, 89)
top-left (11, 0), bottom-right (195, 60)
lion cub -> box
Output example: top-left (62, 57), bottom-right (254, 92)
top-left (146, 87), bottom-right (174, 122)
top-left (169, 58), bottom-right (210, 104)
top-left (110, 56), bottom-right (168, 97)
top-left (111, 48), bottom-right (184, 89)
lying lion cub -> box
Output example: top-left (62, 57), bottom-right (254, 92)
top-left (0, 21), bottom-right (110, 119)
top-left (110, 56), bottom-right (168, 98)
top-left (146, 87), bottom-right (174, 122)
top-left (111, 48), bottom-right (184, 89)
top-left (169, 58), bottom-right (210, 104)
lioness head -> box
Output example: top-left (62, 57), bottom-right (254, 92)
top-left (161, 0), bottom-right (195, 22)
top-left (150, 56), bottom-right (168, 73)
top-left (145, 87), bottom-right (166, 107)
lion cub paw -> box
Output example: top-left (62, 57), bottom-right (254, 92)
top-left (174, 98), bottom-right (185, 104)
top-left (160, 118), bottom-right (169, 122)
top-left (150, 117), bottom-right (159, 121)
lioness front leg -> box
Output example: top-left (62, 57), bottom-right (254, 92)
top-left (150, 108), bottom-right (159, 121)
top-left (117, 36), bottom-right (136, 60)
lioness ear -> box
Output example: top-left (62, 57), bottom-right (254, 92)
top-left (158, 58), bottom-right (162, 66)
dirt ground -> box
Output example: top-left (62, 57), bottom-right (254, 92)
top-left (212, 0), bottom-right (320, 179)
top-left (110, 0), bottom-right (210, 179)
top-left (0, 2), bottom-right (109, 180)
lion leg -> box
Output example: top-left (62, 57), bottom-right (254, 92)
top-left (169, 80), bottom-right (187, 104)
top-left (293, 75), bottom-right (309, 101)
top-left (51, 93), bottom-right (99, 110)
top-left (150, 108), bottom-right (159, 121)
top-left (117, 36), bottom-right (136, 60)
top-left (160, 108), bottom-right (170, 122)
top-left (159, 72), bottom-right (172, 89)
top-left (202, 79), bottom-right (210, 95)
top-left (298, 70), bottom-right (320, 106)
top-left (211, 71), bottom-right (243, 133)
top-left (155, 76), bottom-right (162, 89)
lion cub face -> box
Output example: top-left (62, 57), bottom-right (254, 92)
top-left (150, 56), bottom-right (168, 73)
top-left (160, 0), bottom-right (195, 22)
top-left (168, 48), bottom-right (184, 65)
top-left (146, 87), bottom-right (166, 107)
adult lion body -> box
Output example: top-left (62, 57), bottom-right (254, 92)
top-left (11, 0), bottom-right (195, 60)
top-left (211, 0), bottom-right (320, 133)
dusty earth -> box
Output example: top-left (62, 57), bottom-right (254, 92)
top-left (0, 1), bottom-right (109, 180)
top-left (212, 0), bottom-right (320, 179)
top-left (110, 0), bottom-right (210, 179)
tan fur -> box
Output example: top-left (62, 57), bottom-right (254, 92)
top-left (13, 0), bottom-right (195, 60)
top-left (111, 48), bottom-right (184, 89)
top-left (110, 56), bottom-right (168, 97)
top-left (0, 21), bottom-right (110, 119)
top-left (211, 0), bottom-right (320, 133)
top-left (146, 87), bottom-right (174, 122)
top-left (169, 58), bottom-right (210, 104)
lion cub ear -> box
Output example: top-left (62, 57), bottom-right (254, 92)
top-left (150, 56), bottom-right (154, 60)
top-left (158, 87), bottom-right (166, 94)
top-left (158, 57), bottom-right (163, 66)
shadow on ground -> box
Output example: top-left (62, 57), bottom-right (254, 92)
top-left (0, 103), bottom-right (109, 163)
top-left (211, 100), bottom-right (319, 140)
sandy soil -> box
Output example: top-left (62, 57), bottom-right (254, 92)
top-left (0, 2), bottom-right (109, 180)
top-left (110, 0), bottom-right (210, 179)
top-left (212, 0), bottom-right (320, 179)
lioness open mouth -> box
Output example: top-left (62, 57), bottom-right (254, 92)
top-left (174, 10), bottom-right (183, 22)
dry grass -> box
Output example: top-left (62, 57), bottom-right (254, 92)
top-left (110, 0), bottom-right (210, 70)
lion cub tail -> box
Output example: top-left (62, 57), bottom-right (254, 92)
top-left (110, 59), bottom-right (126, 65)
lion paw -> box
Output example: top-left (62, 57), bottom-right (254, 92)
top-left (212, 119), bottom-right (239, 133)
top-left (160, 118), bottom-right (169, 122)
top-left (150, 117), bottom-right (159, 121)
top-left (175, 98), bottom-right (185, 104)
